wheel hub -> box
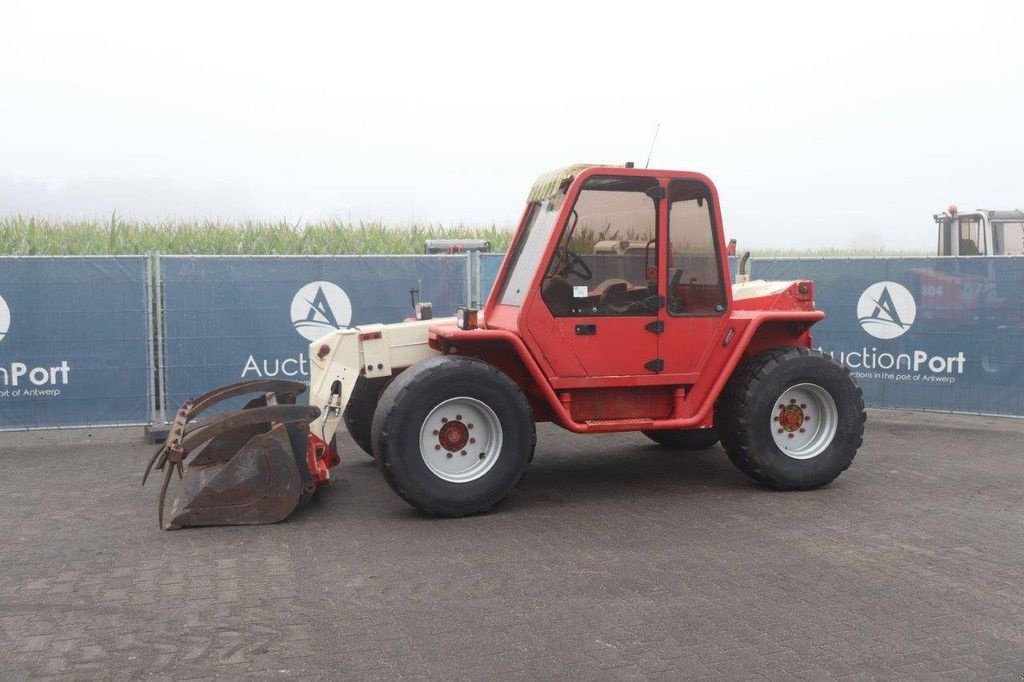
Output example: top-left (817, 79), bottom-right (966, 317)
top-left (438, 420), bottom-right (470, 452)
top-left (778, 403), bottom-right (805, 432)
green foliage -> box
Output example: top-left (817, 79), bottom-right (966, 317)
top-left (0, 215), bottom-right (931, 257)
top-left (0, 215), bottom-right (514, 255)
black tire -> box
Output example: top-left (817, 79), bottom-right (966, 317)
top-left (371, 355), bottom-right (536, 517)
top-left (643, 427), bottom-right (720, 450)
top-left (343, 377), bottom-right (391, 457)
top-left (719, 347), bottom-right (865, 490)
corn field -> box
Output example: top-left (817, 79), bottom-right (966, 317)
top-left (0, 214), bottom-right (515, 256)
top-left (0, 214), bottom-right (929, 256)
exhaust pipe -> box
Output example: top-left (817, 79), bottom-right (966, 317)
top-left (736, 251), bottom-right (751, 284)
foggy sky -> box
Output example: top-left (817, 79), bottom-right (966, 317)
top-left (2, 0), bottom-right (1022, 249)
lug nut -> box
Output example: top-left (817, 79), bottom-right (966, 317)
top-left (805, 416), bottom-right (811, 421)
top-left (467, 423), bottom-right (474, 429)
top-left (460, 450), bottom-right (467, 456)
top-left (790, 398), bottom-right (797, 404)
top-left (469, 438), bottom-right (476, 444)
top-left (456, 414), bottom-right (462, 420)
top-left (800, 403), bottom-right (806, 409)
top-left (435, 444), bottom-right (441, 451)
top-left (441, 417), bottom-right (448, 423)
top-left (446, 453), bottom-right (453, 459)
top-left (432, 430), bottom-right (438, 435)
top-left (788, 433), bottom-right (794, 439)
top-left (777, 428), bottom-right (784, 434)
top-left (799, 428), bottom-right (806, 433)
top-left (773, 416), bottom-right (779, 422)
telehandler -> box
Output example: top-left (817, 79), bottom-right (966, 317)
top-left (145, 164), bottom-right (865, 529)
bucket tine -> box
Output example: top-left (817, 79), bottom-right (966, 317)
top-left (143, 398), bottom-right (193, 487)
top-left (158, 461), bottom-right (175, 529)
top-left (187, 380), bottom-right (305, 418)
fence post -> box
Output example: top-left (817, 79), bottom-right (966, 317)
top-left (470, 250), bottom-right (482, 308)
top-left (144, 253), bottom-right (170, 444)
top-left (144, 253), bottom-right (157, 424)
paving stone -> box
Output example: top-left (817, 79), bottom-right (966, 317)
top-left (0, 409), bottom-right (1023, 678)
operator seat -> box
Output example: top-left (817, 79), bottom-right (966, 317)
top-left (542, 275), bottom-right (574, 316)
top-left (597, 280), bottom-right (628, 313)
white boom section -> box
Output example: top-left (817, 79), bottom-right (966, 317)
top-left (306, 318), bottom-right (449, 444)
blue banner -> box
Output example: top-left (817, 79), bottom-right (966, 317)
top-left (480, 253), bottom-right (504, 302)
top-left (160, 256), bottom-right (467, 412)
top-left (750, 257), bottom-right (1024, 416)
top-left (0, 257), bottom-right (151, 429)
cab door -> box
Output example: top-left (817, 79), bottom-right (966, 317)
top-left (657, 178), bottom-right (730, 376)
top-left (523, 173), bottom-right (663, 378)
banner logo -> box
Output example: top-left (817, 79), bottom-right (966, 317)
top-left (290, 281), bottom-right (352, 341)
top-left (857, 281), bottom-right (916, 340)
top-left (0, 293), bottom-right (9, 344)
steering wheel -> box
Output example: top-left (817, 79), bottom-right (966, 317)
top-left (563, 249), bottom-right (593, 281)
top-left (668, 268), bottom-right (685, 313)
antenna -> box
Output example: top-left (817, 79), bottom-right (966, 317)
top-left (645, 123), bottom-right (660, 168)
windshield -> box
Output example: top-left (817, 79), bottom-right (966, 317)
top-left (497, 195), bottom-right (565, 306)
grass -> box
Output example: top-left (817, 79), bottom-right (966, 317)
top-left (0, 214), bottom-right (930, 257)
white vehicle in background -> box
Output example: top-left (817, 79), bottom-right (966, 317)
top-left (912, 207), bottom-right (1024, 385)
top-left (935, 207), bottom-right (1024, 256)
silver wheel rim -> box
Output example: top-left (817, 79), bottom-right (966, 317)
top-left (419, 397), bottom-right (503, 483)
top-left (770, 383), bottom-right (838, 460)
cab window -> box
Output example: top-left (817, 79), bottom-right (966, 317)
top-left (541, 176), bottom-right (660, 317)
top-left (498, 195), bottom-right (565, 306)
top-left (666, 180), bottom-right (726, 316)
top-left (994, 222), bottom-right (1024, 255)
top-left (958, 217), bottom-right (984, 255)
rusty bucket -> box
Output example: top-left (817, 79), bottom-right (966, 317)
top-left (143, 380), bottom-right (322, 530)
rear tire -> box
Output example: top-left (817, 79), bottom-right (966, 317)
top-left (343, 377), bottom-right (391, 457)
top-left (719, 347), bottom-right (865, 490)
top-left (643, 427), bottom-right (719, 450)
top-left (371, 356), bottom-right (536, 517)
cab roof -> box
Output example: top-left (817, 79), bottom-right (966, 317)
top-left (526, 164), bottom-right (620, 203)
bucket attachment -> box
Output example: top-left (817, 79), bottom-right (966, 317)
top-left (143, 379), bottom-right (335, 530)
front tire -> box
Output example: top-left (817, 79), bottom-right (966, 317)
top-left (719, 347), bottom-right (865, 490)
top-left (371, 356), bottom-right (536, 517)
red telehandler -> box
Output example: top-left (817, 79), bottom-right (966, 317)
top-left (145, 164), bottom-right (865, 529)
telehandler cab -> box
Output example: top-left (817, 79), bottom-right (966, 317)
top-left (145, 164), bottom-right (865, 529)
